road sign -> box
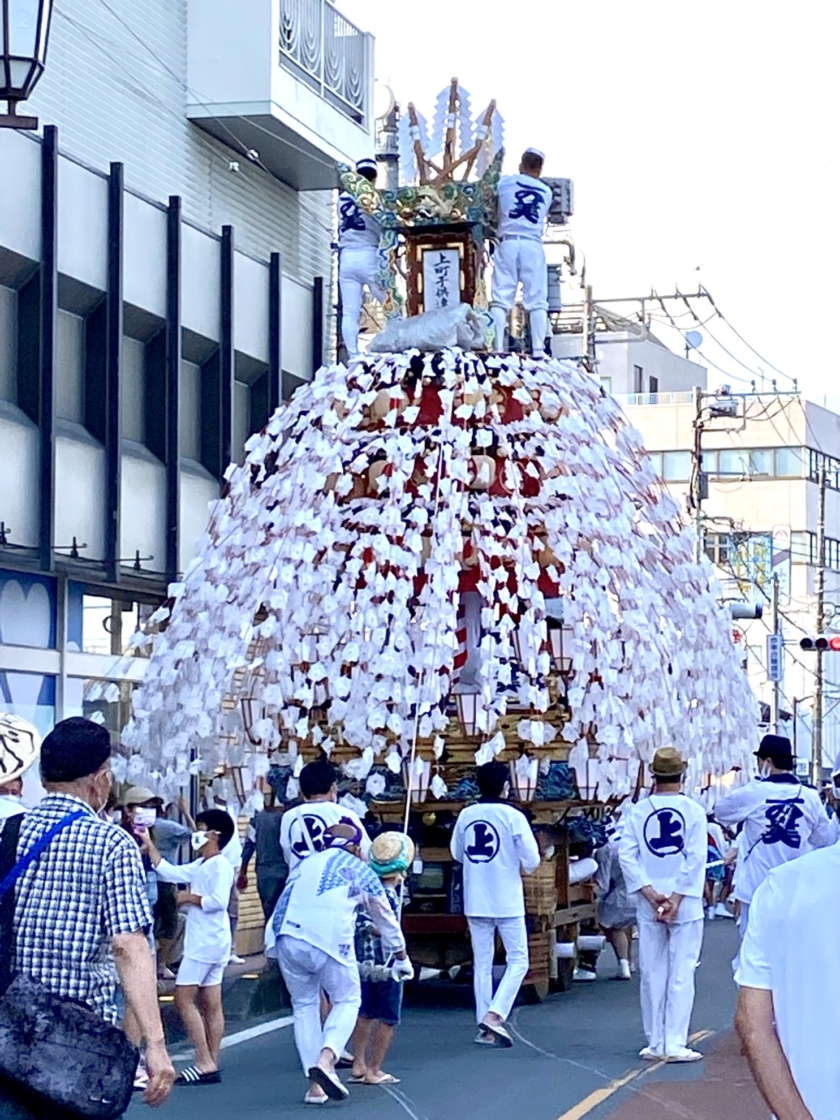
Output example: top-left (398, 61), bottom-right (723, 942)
top-left (767, 633), bottom-right (783, 682)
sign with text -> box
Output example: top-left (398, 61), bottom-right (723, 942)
top-left (767, 632), bottom-right (783, 682)
top-left (422, 248), bottom-right (461, 310)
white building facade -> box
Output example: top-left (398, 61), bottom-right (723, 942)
top-left (0, 0), bottom-right (374, 738)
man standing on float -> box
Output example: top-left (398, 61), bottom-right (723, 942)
top-left (338, 158), bottom-right (386, 356)
top-left (490, 148), bottom-right (552, 355)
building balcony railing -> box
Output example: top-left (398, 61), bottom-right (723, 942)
top-left (279, 0), bottom-right (368, 125)
top-left (187, 0), bottom-right (374, 191)
top-left (616, 391), bottom-right (696, 407)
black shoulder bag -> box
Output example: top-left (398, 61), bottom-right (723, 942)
top-left (0, 812), bottom-right (139, 1119)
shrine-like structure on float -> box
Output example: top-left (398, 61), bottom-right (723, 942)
top-left (124, 82), bottom-right (757, 990)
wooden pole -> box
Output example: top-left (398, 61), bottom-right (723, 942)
top-left (407, 103), bottom-right (429, 185)
top-left (442, 77), bottom-right (459, 174)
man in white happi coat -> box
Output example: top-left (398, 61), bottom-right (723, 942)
top-left (267, 823), bottom-right (412, 1104)
top-left (714, 734), bottom-right (838, 940)
top-left (619, 747), bottom-right (708, 1063)
top-left (490, 147), bottom-right (552, 355)
top-left (451, 761), bottom-right (541, 1047)
top-left (338, 157), bottom-right (386, 356)
top-left (280, 758), bottom-right (371, 875)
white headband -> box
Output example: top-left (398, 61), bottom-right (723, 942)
top-left (524, 147), bottom-right (545, 161)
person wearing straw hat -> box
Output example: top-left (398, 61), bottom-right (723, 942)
top-left (350, 830), bottom-right (415, 1087)
top-left (714, 733), bottom-right (838, 943)
top-left (451, 761), bottom-right (541, 1048)
top-left (338, 157), bottom-right (386, 357)
top-left (618, 747), bottom-right (708, 1063)
top-left (0, 713), bottom-right (40, 819)
top-left (490, 147), bottom-right (553, 355)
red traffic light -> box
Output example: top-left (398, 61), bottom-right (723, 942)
top-left (799, 636), bottom-right (840, 651)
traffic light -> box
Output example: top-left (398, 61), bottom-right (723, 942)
top-left (799, 636), bottom-right (840, 652)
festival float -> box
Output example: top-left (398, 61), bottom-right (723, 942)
top-left (124, 82), bottom-right (757, 994)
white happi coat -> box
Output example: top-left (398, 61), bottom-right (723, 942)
top-left (714, 775), bottom-right (838, 905)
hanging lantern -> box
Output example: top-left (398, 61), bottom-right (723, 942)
top-left (403, 757), bottom-right (431, 803)
top-left (547, 621), bottom-right (574, 676)
top-left (509, 755), bottom-right (538, 801)
top-left (0, 0), bottom-right (54, 129)
top-left (455, 691), bottom-right (482, 736)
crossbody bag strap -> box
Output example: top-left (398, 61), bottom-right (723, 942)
top-left (0, 809), bottom-right (87, 901)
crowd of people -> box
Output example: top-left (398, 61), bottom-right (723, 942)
top-left (0, 714), bottom-right (839, 1118)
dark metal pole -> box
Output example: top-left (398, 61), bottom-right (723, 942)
top-left (39, 124), bottom-right (58, 572)
top-left (165, 196), bottom-right (182, 582)
top-left (106, 162), bottom-right (124, 583)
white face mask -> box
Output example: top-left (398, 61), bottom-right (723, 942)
top-left (134, 808), bottom-right (157, 828)
top-left (191, 830), bottom-right (208, 852)
top-left (758, 761), bottom-right (772, 780)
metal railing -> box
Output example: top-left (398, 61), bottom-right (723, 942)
top-left (615, 391), bottom-right (696, 407)
top-left (279, 0), bottom-right (369, 124)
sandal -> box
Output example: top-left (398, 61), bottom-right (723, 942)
top-left (176, 1066), bottom-right (222, 1086)
top-left (364, 1073), bottom-right (401, 1085)
top-left (308, 1066), bottom-right (349, 1101)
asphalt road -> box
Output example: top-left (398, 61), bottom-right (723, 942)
top-left (128, 919), bottom-right (767, 1120)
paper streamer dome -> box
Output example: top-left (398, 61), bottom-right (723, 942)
top-left (124, 350), bottom-right (758, 803)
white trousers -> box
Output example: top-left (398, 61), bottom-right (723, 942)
top-left (339, 247), bottom-right (386, 355)
top-left (490, 238), bottom-right (548, 353)
top-left (276, 935), bottom-right (361, 1075)
top-left (637, 917), bottom-right (703, 1054)
top-left (468, 916), bottom-right (530, 1023)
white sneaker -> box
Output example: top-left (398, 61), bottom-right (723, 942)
top-left (616, 959), bottom-right (631, 981)
top-left (706, 906), bottom-right (715, 921)
top-left (229, 954), bottom-right (246, 965)
top-left (715, 903), bottom-right (734, 919)
top-left (573, 968), bottom-right (597, 982)
top-left (666, 1046), bottom-right (703, 1063)
top-left (639, 1046), bottom-right (663, 1061)
top-left (133, 1060), bottom-right (149, 1092)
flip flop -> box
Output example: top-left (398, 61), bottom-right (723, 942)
top-left (336, 1053), bottom-right (355, 1070)
top-left (349, 1075), bottom-right (368, 1084)
top-left (481, 1022), bottom-right (514, 1048)
top-left (364, 1073), bottom-right (401, 1086)
top-left (304, 1091), bottom-right (328, 1105)
top-left (308, 1066), bottom-right (349, 1101)
top-left (176, 1066), bottom-right (222, 1086)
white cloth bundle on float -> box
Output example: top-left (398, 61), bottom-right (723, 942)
top-left (368, 303), bottom-right (487, 353)
top-left (569, 857), bottom-right (599, 884)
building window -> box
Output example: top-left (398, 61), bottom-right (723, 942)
top-left (749, 449), bottom-right (772, 477)
top-left (791, 531), bottom-right (813, 564)
top-left (633, 365), bottom-right (644, 394)
top-left (180, 360), bottom-right (202, 462)
top-left (648, 375), bottom-right (659, 394)
top-left (718, 448), bottom-right (749, 477)
top-left (122, 337), bottom-right (146, 444)
top-left (662, 451), bottom-right (692, 482)
top-left (704, 533), bottom-right (732, 566)
top-left (808, 449), bottom-right (840, 489)
top-left (775, 447), bottom-right (805, 477)
top-left (0, 285), bottom-right (17, 405)
top-left (600, 376), bottom-right (612, 396)
top-left (56, 310), bottom-right (85, 424)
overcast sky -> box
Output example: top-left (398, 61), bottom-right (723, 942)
top-left (340, 0), bottom-right (838, 403)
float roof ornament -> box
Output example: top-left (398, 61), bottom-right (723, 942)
top-left (124, 349), bottom-right (758, 805)
top-left (397, 78), bottom-right (504, 187)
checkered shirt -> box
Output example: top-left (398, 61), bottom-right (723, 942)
top-left (355, 882), bottom-right (402, 969)
top-left (0, 793), bottom-right (152, 1023)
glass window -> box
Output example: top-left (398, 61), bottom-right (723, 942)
top-left (648, 451), bottom-right (663, 477)
top-left (67, 583), bottom-right (160, 657)
top-left (749, 449), bottom-right (772, 477)
top-left (0, 285), bottom-right (16, 405)
top-left (122, 337), bottom-right (146, 444)
top-left (180, 360), bottom-right (202, 461)
top-left (719, 448), bottom-right (749, 476)
top-left (791, 531), bottom-right (814, 564)
top-left (56, 310), bottom-right (85, 424)
top-left (600, 376), bottom-right (612, 396)
top-left (702, 450), bottom-right (719, 474)
top-left (775, 447), bottom-right (804, 477)
top-left (662, 451), bottom-right (691, 482)
top-left (65, 678), bottom-right (138, 736)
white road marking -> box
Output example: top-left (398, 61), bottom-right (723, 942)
top-left (170, 1014), bottom-right (294, 1061)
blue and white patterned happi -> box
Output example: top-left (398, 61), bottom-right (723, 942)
top-left (317, 849), bottom-right (384, 898)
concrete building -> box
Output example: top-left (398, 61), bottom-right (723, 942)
top-left (0, 0), bottom-right (374, 738)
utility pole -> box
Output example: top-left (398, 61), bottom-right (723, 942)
top-left (771, 573), bottom-right (781, 735)
top-left (691, 386), bottom-right (706, 562)
top-left (813, 465), bottom-right (827, 785)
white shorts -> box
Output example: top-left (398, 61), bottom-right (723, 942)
top-left (176, 957), bottom-right (225, 988)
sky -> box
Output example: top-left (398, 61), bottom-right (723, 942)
top-left (339, 0), bottom-right (839, 403)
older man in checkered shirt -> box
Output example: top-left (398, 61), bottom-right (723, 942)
top-left (0, 717), bottom-right (175, 1117)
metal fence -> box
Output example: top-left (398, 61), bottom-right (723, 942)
top-left (279, 0), bottom-right (368, 124)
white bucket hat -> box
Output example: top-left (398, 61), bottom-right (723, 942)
top-left (0, 713), bottom-right (41, 784)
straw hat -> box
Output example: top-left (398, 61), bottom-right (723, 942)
top-left (0, 713), bottom-right (41, 784)
top-left (369, 831), bottom-right (416, 876)
top-left (123, 785), bottom-right (160, 806)
top-left (649, 747), bottom-right (687, 780)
